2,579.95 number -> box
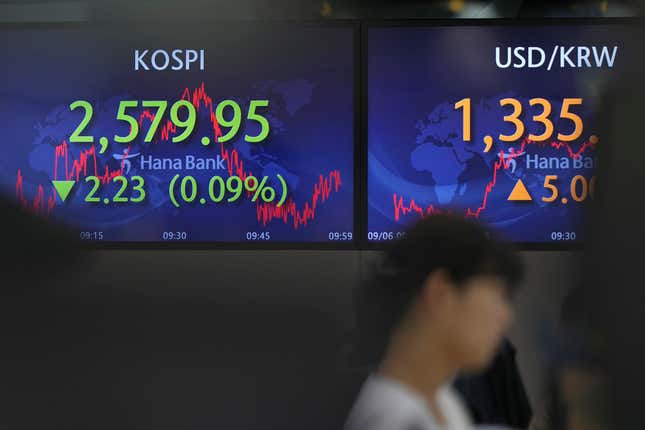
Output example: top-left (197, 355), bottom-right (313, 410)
top-left (68, 99), bottom-right (270, 147)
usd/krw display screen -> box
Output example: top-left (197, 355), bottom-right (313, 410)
top-left (367, 24), bottom-right (630, 244)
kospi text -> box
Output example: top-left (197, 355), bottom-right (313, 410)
top-left (134, 49), bottom-right (205, 71)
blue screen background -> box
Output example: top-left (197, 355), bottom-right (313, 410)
top-left (0, 24), bottom-right (354, 242)
top-left (367, 25), bottom-right (629, 243)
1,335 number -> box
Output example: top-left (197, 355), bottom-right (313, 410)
top-left (455, 97), bottom-right (584, 143)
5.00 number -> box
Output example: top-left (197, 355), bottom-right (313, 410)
top-left (542, 175), bottom-right (596, 203)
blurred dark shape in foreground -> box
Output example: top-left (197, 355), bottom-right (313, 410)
top-left (576, 9), bottom-right (645, 430)
top-left (532, 283), bottom-right (609, 430)
top-left (1, 198), bottom-right (82, 286)
top-left (455, 339), bottom-right (533, 429)
top-left (0, 198), bottom-right (351, 429)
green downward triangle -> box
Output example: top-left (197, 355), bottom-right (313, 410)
top-left (52, 180), bottom-right (75, 202)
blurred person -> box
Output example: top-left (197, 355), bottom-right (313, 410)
top-left (533, 11), bottom-right (645, 429)
top-left (556, 286), bottom-right (608, 430)
top-left (585, 20), bottom-right (645, 430)
top-left (345, 215), bottom-right (523, 430)
top-left (528, 284), bottom-right (609, 430)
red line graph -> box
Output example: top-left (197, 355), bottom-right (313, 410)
top-left (16, 142), bottom-right (129, 216)
top-left (257, 171), bottom-right (341, 229)
top-left (392, 137), bottom-right (597, 221)
top-left (15, 82), bottom-right (343, 228)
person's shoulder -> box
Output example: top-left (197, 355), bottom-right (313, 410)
top-left (345, 375), bottom-right (435, 430)
top-left (346, 412), bottom-right (430, 430)
top-left (437, 385), bottom-right (473, 430)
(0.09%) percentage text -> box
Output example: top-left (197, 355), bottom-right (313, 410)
top-left (168, 174), bottom-right (287, 208)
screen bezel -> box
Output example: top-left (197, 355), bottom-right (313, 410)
top-left (2, 18), bottom-right (635, 250)
top-left (0, 20), bottom-right (362, 250)
top-left (361, 17), bottom-right (636, 252)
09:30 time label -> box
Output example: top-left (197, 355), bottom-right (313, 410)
top-left (551, 232), bottom-right (577, 241)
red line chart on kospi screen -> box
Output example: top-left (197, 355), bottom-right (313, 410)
top-left (15, 83), bottom-right (343, 230)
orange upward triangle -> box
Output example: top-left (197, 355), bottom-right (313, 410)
top-left (507, 179), bottom-right (532, 201)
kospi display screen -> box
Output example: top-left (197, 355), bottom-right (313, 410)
top-left (367, 23), bottom-right (629, 245)
top-left (1, 24), bottom-right (355, 244)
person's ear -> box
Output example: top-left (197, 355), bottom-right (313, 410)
top-left (419, 269), bottom-right (452, 314)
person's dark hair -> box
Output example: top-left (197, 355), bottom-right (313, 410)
top-left (355, 214), bottom-right (523, 363)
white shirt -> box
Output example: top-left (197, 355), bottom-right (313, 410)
top-left (344, 375), bottom-right (473, 430)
